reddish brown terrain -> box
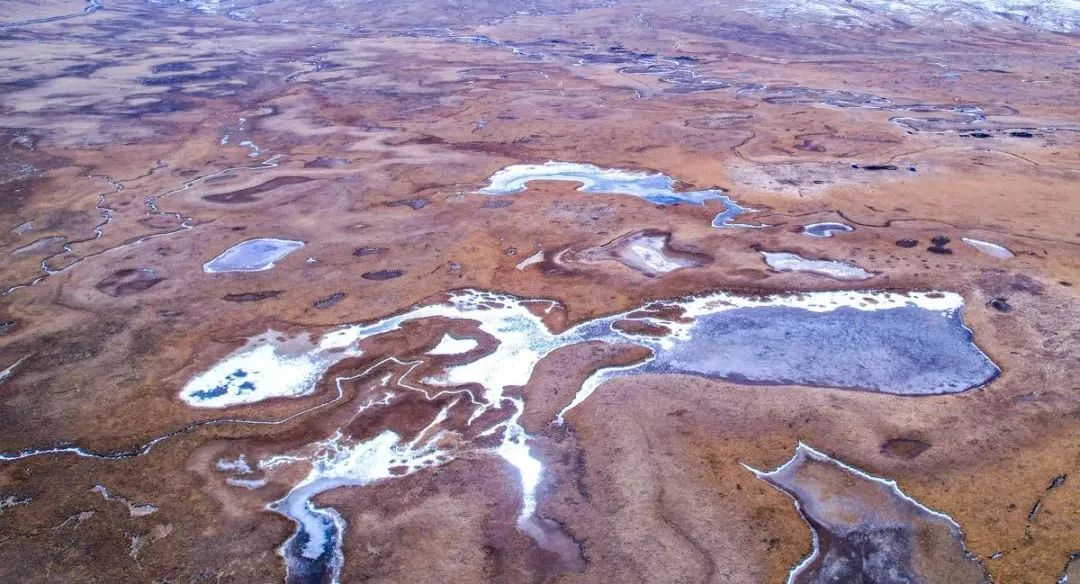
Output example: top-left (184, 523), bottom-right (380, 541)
top-left (1, 1), bottom-right (1078, 582)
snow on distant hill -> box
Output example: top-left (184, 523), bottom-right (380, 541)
top-left (738, 0), bottom-right (1080, 33)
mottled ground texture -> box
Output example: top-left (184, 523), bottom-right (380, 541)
top-left (0, 1), bottom-right (1078, 583)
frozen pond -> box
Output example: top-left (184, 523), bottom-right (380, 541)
top-left (748, 443), bottom-right (988, 583)
top-left (634, 303), bottom-right (994, 393)
top-left (761, 251), bottom-right (872, 280)
top-left (181, 288), bottom-right (995, 410)
top-left (202, 238), bottom-right (304, 273)
top-left (546, 229), bottom-right (712, 277)
top-left (479, 161), bottom-right (762, 228)
top-left (801, 222), bottom-right (854, 238)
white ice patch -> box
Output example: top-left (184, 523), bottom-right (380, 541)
top-left (495, 417), bottom-right (542, 522)
top-left (429, 334), bottom-right (479, 355)
top-left (515, 250), bottom-right (545, 270)
top-left (746, 442), bottom-right (964, 525)
top-left (269, 427), bottom-right (450, 581)
top-left (478, 161), bottom-right (761, 228)
top-left (555, 360), bottom-right (651, 424)
top-left (961, 237), bottom-right (1014, 259)
top-left (179, 334), bottom-right (338, 408)
top-left (761, 251), bottom-right (873, 281)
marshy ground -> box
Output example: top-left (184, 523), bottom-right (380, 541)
top-left (0, 1), bottom-right (1078, 582)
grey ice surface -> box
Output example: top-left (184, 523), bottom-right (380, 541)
top-left (635, 305), bottom-right (999, 394)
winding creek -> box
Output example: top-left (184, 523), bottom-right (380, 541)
top-left (0, 147), bottom-right (1019, 582)
top-left (0, 0), bottom-right (102, 29)
top-left (1, 2), bottom-right (1071, 580)
top-left (2, 155), bottom-right (284, 297)
top-left (0, 286), bottom-right (1000, 582)
top-left (396, 28), bottom-right (1076, 137)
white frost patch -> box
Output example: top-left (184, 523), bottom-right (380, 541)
top-left (216, 455), bottom-right (253, 474)
top-left (56, 510), bottom-right (96, 529)
top-left (761, 251), bottom-right (873, 281)
top-left (515, 249), bottom-right (545, 270)
top-left (0, 355), bottom-right (30, 385)
top-left (239, 140), bottom-right (262, 158)
top-left (219, 454), bottom-right (268, 489)
top-left (429, 334), bottom-right (479, 355)
top-left (92, 485), bottom-right (157, 517)
top-left (0, 494), bottom-right (31, 514)
top-left (129, 524), bottom-right (172, 560)
top-left (227, 477), bottom-right (268, 489)
top-left (962, 237), bottom-right (1014, 259)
